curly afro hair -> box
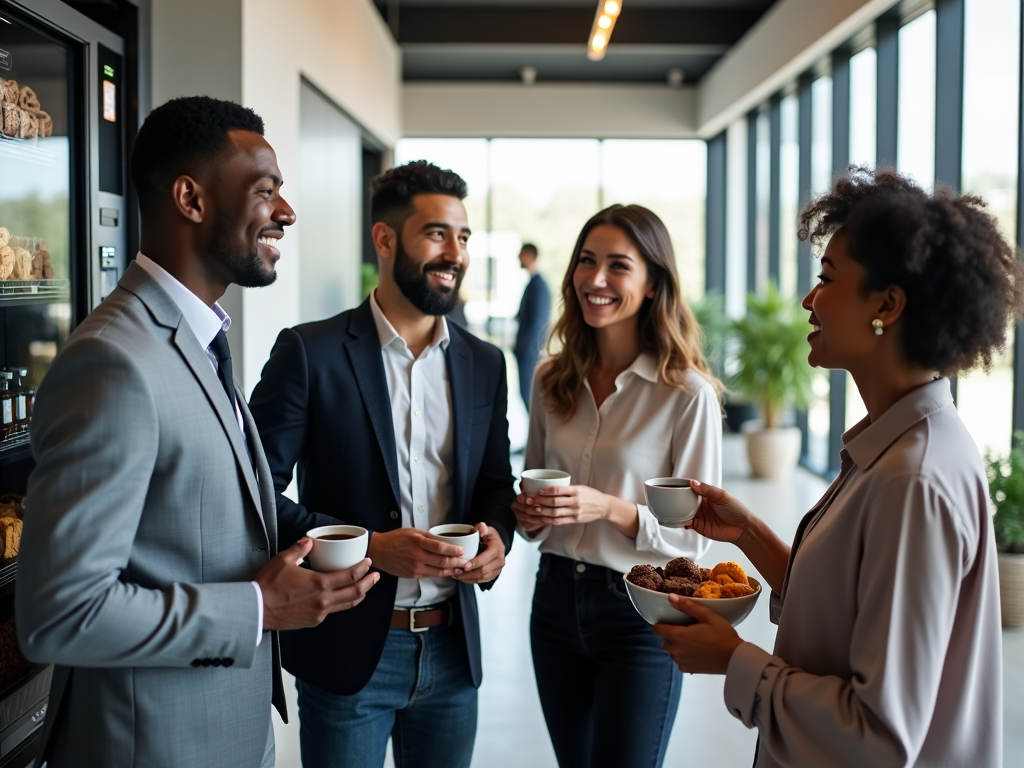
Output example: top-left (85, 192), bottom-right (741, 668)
top-left (798, 166), bottom-right (1024, 375)
top-left (130, 96), bottom-right (265, 218)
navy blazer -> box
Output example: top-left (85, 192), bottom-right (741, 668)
top-left (249, 298), bottom-right (516, 695)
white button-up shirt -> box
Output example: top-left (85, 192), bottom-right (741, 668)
top-left (134, 253), bottom-right (263, 644)
top-left (369, 291), bottom-right (456, 608)
top-left (524, 354), bottom-right (720, 573)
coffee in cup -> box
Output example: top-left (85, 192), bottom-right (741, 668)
top-left (428, 523), bottom-right (480, 559)
top-left (643, 477), bottom-right (700, 527)
top-left (306, 524), bottom-right (369, 571)
top-left (520, 469), bottom-right (571, 496)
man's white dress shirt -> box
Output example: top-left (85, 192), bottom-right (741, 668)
top-left (524, 355), bottom-right (721, 572)
top-left (369, 291), bottom-right (457, 608)
top-left (135, 253), bottom-right (264, 644)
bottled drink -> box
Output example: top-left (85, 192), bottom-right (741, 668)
top-left (0, 371), bottom-right (14, 441)
top-left (7, 369), bottom-right (28, 434)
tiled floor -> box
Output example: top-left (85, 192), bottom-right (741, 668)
top-left (272, 369), bottom-right (1024, 766)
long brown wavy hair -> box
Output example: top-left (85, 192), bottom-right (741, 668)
top-left (539, 204), bottom-right (722, 419)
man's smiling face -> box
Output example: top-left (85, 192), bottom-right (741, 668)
top-left (393, 193), bottom-right (471, 316)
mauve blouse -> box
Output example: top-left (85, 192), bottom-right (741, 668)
top-left (724, 378), bottom-right (1003, 767)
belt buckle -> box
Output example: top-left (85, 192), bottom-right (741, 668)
top-left (408, 606), bottom-right (430, 633)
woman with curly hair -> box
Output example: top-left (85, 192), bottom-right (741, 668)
top-left (513, 204), bottom-right (723, 768)
top-left (655, 167), bottom-right (1024, 767)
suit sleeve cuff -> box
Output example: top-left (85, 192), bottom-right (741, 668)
top-left (252, 581), bottom-right (264, 647)
top-left (724, 641), bottom-right (774, 727)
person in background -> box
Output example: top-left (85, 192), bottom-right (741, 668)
top-left (15, 96), bottom-right (378, 768)
top-left (512, 205), bottom-right (723, 768)
top-left (514, 242), bottom-right (551, 411)
top-left (249, 161), bottom-right (516, 768)
top-left (655, 167), bottom-right (1021, 768)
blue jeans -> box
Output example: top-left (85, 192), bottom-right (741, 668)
top-left (531, 554), bottom-right (683, 768)
top-left (296, 621), bottom-right (478, 768)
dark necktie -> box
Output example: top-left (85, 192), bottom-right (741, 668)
top-left (208, 330), bottom-right (236, 409)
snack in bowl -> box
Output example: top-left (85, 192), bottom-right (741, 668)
top-left (624, 556), bottom-right (761, 626)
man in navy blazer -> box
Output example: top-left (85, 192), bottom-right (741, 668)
top-left (249, 161), bottom-right (516, 768)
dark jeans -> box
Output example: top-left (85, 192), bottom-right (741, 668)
top-left (296, 620), bottom-right (477, 768)
top-left (530, 554), bottom-right (683, 768)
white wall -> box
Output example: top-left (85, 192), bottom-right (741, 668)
top-left (404, 83), bottom-right (698, 139)
top-left (149, 0), bottom-right (401, 393)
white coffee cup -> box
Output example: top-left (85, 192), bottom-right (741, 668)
top-left (521, 469), bottom-right (571, 496)
top-left (643, 477), bottom-right (700, 527)
top-left (428, 523), bottom-right (480, 560)
top-left (306, 525), bottom-right (369, 572)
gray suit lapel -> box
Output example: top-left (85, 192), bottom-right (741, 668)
top-left (119, 264), bottom-right (266, 534)
top-left (240, 395), bottom-right (277, 550)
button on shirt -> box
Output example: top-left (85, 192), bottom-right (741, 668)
top-left (523, 355), bottom-right (720, 572)
top-left (134, 253), bottom-right (264, 645)
top-left (723, 378), bottom-right (1002, 767)
top-left (369, 292), bottom-right (455, 608)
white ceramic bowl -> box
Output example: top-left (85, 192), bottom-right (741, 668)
top-left (623, 575), bottom-right (762, 627)
top-left (521, 469), bottom-right (571, 496)
top-left (643, 477), bottom-right (700, 527)
top-left (428, 523), bottom-right (480, 559)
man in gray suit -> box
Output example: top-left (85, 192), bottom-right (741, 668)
top-left (15, 96), bottom-right (379, 768)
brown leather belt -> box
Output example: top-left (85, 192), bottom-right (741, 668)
top-left (391, 602), bottom-right (452, 632)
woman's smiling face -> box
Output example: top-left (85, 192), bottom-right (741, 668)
top-left (802, 228), bottom-right (884, 371)
top-left (573, 224), bottom-right (655, 331)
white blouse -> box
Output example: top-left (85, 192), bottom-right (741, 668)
top-left (522, 353), bottom-right (721, 573)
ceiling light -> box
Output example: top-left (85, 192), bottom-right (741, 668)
top-left (588, 0), bottom-right (620, 61)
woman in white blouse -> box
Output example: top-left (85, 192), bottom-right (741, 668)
top-left (655, 168), bottom-right (1024, 767)
top-left (512, 204), bottom-right (722, 768)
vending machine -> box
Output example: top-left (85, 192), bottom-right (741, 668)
top-left (0, 1), bottom-right (142, 764)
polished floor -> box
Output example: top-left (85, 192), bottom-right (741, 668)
top-left (272, 431), bottom-right (1024, 767)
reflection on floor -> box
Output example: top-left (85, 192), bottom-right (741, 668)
top-left (272, 437), bottom-right (1024, 768)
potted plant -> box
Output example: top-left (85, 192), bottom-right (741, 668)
top-left (984, 437), bottom-right (1024, 627)
top-left (691, 292), bottom-right (758, 433)
top-left (729, 284), bottom-right (815, 478)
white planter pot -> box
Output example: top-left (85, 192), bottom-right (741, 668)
top-left (746, 427), bottom-right (801, 479)
top-left (998, 552), bottom-right (1024, 628)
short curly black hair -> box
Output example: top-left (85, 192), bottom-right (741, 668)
top-left (130, 96), bottom-right (265, 218)
top-left (798, 166), bottom-right (1024, 375)
top-left (370, 161), bottom-right (467, 233)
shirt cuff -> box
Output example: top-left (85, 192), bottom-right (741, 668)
top-left (634, 504), bottom-right (659, 552)
top-left (251, 581), bottom-right (264, 647)
top-left (724, 641), bottom-right (774, 728)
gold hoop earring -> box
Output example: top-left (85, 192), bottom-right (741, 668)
top-left (872, 319), bottom-right (884, 336)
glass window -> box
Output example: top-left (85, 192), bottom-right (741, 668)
top-left (601, 140), bottom-right (707, 300)
top-left (725, 119), bottom-right (748, 319)
top-left (490, 139), bottom-right (601, 336)
top-left (956, 0), bottom-right (1021, 460)
top-left (778, 94), bottom-right (799, 298)
top-left (811, 76), bottom-right (833, 195)
top-left (897, 11), bottom-right (937, 188)
top-left (755, 109), bottom-right (771, 292)
top-left (849, 47), bottom-right (877, 169)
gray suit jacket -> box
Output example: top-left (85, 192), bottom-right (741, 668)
top-left (15, 263), bottom-right (285, 768)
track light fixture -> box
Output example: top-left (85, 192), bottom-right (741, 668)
top-left (587, 0), bottom-right (621, 61)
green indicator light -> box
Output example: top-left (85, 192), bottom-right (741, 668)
top-left (103, 65), bottom-right (114, 78)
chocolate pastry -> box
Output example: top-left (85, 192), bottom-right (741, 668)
top-left (659, 576), bottom-right (700, 596)
top-left (19, 85), bottom-right (39, 112)
top-left (627, 563), bottom-right (663, 591)
top-left (664, 556), bottom-right (704, 582)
